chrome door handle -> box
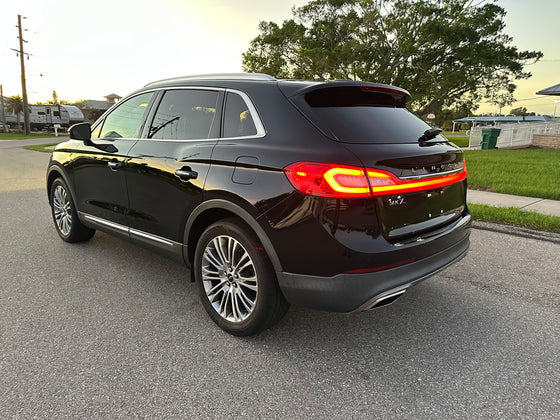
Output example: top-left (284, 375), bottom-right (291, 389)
top-left (108, 160), bottom-right (123, 170)
top-left (175, 169), bottom-right (198, 181)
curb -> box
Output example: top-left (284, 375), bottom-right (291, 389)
top-left (472, 220), bottom-right (560, 245)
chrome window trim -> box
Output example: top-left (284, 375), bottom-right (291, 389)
top-left (222, 89), bottom-right (266, 139)
top-left (93, 86), bottom-right (267, 143)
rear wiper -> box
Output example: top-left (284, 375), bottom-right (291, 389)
top-left (418, 127), bottom-right (443, 143)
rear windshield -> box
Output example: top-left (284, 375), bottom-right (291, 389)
top-left (300, 86), bottom-right (432, 144)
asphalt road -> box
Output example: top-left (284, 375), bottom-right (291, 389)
top-left (1, 143), bottom-right (559, 418)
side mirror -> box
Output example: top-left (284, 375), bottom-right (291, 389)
top-left (69, 122), bottom-right (92, 142)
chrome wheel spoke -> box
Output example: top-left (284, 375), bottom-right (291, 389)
top-left (206, 279), bottom-right (227, 298)
top-left (237, 288), bottom-right (255, 313)
top-left (231, 290), bottom-right (242, 322)
top-left (204, 248), bottom-right (224, 271)
top-left (218, 289), bottom-right (231, 318)
top-left (213, 237), bottom-right (229, 266)
top-left (233, 250), bottom-right (250, 271)
top-left (238, 275), bottom-right (258, 291)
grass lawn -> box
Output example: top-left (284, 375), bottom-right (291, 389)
top-left (469, 204), bottom-right (560, 233)
top-left (23, 143), bottom-right (60, 153)
top-left (0, 132), bottom-right (65, 140)
top-left (445, 135), bottom-right (469, 148)
top-left (464, 149), bottom-right (560, 200)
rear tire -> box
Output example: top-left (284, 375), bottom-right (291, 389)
top-left (50, 178), bottom-right (95, 243)
top-left (194, 219), bottom-right (289, 336)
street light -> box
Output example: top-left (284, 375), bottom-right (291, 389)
top-left (554, 100), bottom-right (560, 118)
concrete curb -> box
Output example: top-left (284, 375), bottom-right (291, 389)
top-left (472, 220), bottom-right (560, 244)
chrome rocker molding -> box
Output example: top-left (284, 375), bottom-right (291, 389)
top-left (80, 213), bottom-right (184, 261)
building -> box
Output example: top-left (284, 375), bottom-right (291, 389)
top-left (75, 93), bottom-right (122, 122)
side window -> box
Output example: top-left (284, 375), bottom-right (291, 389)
top-left (100, 92), bottom-right (153, 139)
top-left (148, 90), bottom-right (220, 140)
top-left (223, 92), bottom-right (257, 138)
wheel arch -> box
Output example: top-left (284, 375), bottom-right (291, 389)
top-left (183, 199), bottom-right (282, 276)
top-left (46, 164), bottom-right (73, 205)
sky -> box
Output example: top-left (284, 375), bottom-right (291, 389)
top-left (1, 0), bottom-right (558, 115)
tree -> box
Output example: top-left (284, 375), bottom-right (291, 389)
top-left (242, 0), bottom-right (542, 114)
top-left (509, 106), bottom-right (535, 117)
top-left (5, 95), bottom-right (24, 131)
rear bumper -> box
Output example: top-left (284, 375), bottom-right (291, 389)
top-left (277, 233), bottom-right (470, 313)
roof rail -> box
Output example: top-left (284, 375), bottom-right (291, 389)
top-left (145, 73), bottom-right (276, 87)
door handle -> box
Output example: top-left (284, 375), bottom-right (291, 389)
top-left (175, 168), bottom-right (198, 181)
top-left (108, 160), bottom-right (123, 170)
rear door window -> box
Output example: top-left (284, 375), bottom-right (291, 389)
top-left (148, 89), bottom-right (220, 140)
top-left (222, 92), bottom-right (258, 138)
top-left (298, 86), bottom-right (432, 144)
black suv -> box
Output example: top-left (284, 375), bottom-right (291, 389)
top-left (47, 73), bottom-right (470, 335)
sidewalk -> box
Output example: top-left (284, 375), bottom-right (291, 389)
top-left (467, 189), bottom-right (560, 217)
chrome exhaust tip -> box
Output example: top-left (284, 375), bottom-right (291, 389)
top-left (364, 288), bottom-right (407, 311)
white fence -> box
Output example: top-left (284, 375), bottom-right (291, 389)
top-left (468, 122), bottom-right (560, 149)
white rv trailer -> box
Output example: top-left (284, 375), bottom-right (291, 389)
top-left (3, 104), bottom-right (84, 129)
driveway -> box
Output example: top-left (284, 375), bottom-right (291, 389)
top-left (1, 143), bottom-right (559, 418)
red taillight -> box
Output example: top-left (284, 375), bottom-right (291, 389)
top-left (284, 161), bottom-right (467, 198)
top-left (284, 162), bottom-right (371, 198)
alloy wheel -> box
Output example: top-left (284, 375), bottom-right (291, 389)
top-left (201, 235), bottom-right (258, 323)
top-left (52, 185), bottom-right (72, 236)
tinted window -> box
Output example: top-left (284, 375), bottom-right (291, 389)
top-left (302, 86), bottom-right (431, 144)
top-left (148, 90), bottom-right (220, 140)
top-left (223, 92), bottom-right (257, 138)
top-left (100, 92), bottom-right (153, 139)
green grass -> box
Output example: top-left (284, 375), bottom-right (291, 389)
top-left (464, 149), bottom-right (560, 200)
top-left (0, 132), bottom-right (65, 140)
top-left (23, 143), bottom-right (60, 153)
top-left (445, 135), bottom-right (469, 148)
top-left (469, 204), bottom-right (560, 233)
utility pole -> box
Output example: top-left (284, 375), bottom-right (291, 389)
top-left (12, 15), bottom-right (31, 135)
top-left (0, 85), bottom-right (8, 133)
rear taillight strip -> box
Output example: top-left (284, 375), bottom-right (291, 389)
top-left (284, 161), bottom-right (467, 198)
top-left (368, 162), bottom-right (467, 196)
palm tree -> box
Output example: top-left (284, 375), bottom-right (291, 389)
top-left (5, 95), bottom-right (24, 131)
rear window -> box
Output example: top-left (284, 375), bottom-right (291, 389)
top-left (300, 86), bottom-right (432, 144)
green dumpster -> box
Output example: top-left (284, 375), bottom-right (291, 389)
top-left (481, 128), bottom-right (501, 149)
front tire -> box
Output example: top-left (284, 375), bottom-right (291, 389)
top-left (50, 178), bottom-right (95, 243)
top-left (194, 219), bottom-right (289, 336)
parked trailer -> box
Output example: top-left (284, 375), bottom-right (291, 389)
top-left (4, 104), bottom-right (84, 130)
